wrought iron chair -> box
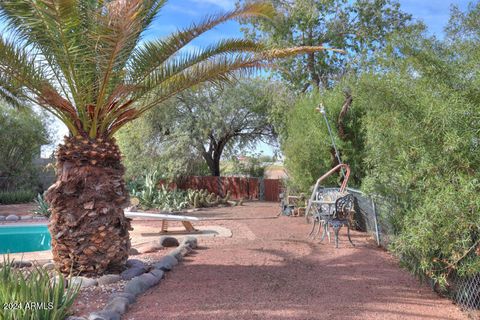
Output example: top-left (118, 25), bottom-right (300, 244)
top-left (306, 164), bottom-right (356, 248)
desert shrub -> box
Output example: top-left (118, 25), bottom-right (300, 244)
top-left (0, 259), bottom-right (79, 320)
top-left (352, 31), bottom-right (480, 287)
top-left (0, 190), bottom-right (36, 204)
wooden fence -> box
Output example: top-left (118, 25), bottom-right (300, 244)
top-left (159, 176), bottom-right (281, 201)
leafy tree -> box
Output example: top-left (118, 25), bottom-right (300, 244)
top-left (281, 3), bottom-right (480, 287)
top-left (239, 0), bottom-right (415, 92)
top-left (119, 79), bottom-right (287, 177)
top-left (282, 84), bottom-right (365, 191)
top-left (0, 0), bottom-right (333, 275)
top-left (0, 102), bottom-right (49, 191)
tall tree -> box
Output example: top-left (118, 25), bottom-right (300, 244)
top-left (0, 0), bottom-right (337, 275)
top-left (119, 79), bottom-right (287, 177)
top-left (240, 0), bottom-right (415, 92)
top-left (0, 102), bottom-right (49, 191)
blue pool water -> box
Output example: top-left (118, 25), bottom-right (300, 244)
top-left (0, 225), bottom-right (51, 254)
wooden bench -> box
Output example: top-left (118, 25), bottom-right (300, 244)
top-left (124, 211), bottom-right (201, 234)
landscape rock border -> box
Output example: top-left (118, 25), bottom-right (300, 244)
top-left (83, 236), bottom-right (198, 320)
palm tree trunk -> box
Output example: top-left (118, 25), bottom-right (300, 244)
top-left (46, 136), bottom-right (132, 276)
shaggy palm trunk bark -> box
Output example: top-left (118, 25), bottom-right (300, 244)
top-left (45, 136), bottom-right (132, 276)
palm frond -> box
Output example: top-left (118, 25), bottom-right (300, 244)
top-left (127, 2), bottom-right (275, 84)
top-left (133, 38), bottom-right (265, 99)
top-left (131, 45), bottom-right (342, 122)
top-left (0, 1), bottom-right (344, 140)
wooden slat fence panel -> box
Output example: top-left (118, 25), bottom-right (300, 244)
top-left (159, 176), bottom-right (279, 201)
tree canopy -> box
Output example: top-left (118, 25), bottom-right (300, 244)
top-left (117, 78), bottom-right (290, 177)
top-left (0, 102), bottom-right (49, 190)
top-left (239, 0), bottom-right (416, 91)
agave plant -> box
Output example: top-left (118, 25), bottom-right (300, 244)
top-left (0, 0), bottom-right (341, 276)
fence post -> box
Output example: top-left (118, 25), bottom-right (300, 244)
top-left (218, 176), bottom-right (223, 197)
top-left (371, 198), bottom-right (381, 246)
top-left (259, 178), bottom-right (265, 201)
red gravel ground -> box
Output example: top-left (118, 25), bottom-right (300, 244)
top-left (124, 202), bottom-right (467, 320)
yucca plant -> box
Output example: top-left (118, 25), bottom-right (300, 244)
top-left (33, 192), bottom-right (52, 217)
top-left (0, 258), bottom-right (80, 320)
top-left (0, 0), bottom-right (341, 276)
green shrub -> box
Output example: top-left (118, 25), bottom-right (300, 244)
top-left (282, 86), bottom-right (365, 192)
top-left (0, 190), bottom-right (35, 204)
top-left (0, 259), bottom-right (79, 320)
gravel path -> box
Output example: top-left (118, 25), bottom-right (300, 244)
top-left (125, 202), bottom-right (465, 320)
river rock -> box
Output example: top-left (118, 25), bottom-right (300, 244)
top-left (97, 274), bottom-right (121, 286)
top-left (21, 215), bottom-right (32, 220)
top-left (0, 215), bottom-right (5, 221)
top-left (103, 296), bottom-right (129, 315)
top-left (159, 236), bottom-right (179, 247)
top-left (128, 248), bottom-right (140, 255)
top-left (137, 273), bottom-right (160, 287)
top-left (109, 292), bottom-right (136, 304)
top-left (136, 241), bottom-right (162, 254)
top-left (125, 259), bottom-right (146, 269)
top-left (124, 277), bottom-right (149, 297)
top-left (42, 262), bottom-right (56, 270)
top-left (181, 236), bottom-right (198, 249)
top-left (11, 260), bottom-right (32, 268)
top-left (5, 214), bottom-right (19, 222)
top-left (149, 269), bottom-right (164, 280)
top-left (88, 310), bottom-right (120, 320)
top-left (69, 276), bottom-right (98, 288)
top-left (120, 267), bottom-right (146, 280)
top-left (152, 255), bottom-right (178, 271)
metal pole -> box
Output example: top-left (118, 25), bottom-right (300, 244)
top-left (371, 198), bottom-right (381, 246)
top-left (316, 104), bottom-right (345, 177)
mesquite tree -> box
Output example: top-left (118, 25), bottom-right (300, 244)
top-left (0, 0), bottom-right (339, 275)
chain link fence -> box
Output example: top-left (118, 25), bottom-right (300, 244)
top-left (348, 188), bottom-right (480, 318)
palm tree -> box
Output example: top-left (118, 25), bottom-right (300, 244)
top-left (0, 0), bottom-right (341, 276)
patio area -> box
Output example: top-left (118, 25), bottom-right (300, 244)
top-left (124, 202), bottom-right (466, 320)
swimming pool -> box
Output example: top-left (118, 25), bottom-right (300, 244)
top-left (0, 225), bottom-right (51, 254)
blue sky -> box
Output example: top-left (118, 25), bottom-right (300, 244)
top-left (144, 0), bottom-right (474, 46)
top-left (41, 0), bottom-right (474, 157)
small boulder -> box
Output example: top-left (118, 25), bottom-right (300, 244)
top-left (136, 241), bottom-right (162, 254)
top-left (128, 248), bottom-right (140, 255)
top-left (137, 273), bottom-right (160, 287)
top-left (103, 297), bottom-right (129, 315)
top-left (0, 215), bottom-right (5, 221)
top-left (159, 236), bottom-right (179, 247)
top-left (124, 278), bottom-right (148, 297)
top-left (69, 276), bottom-right (98, 288)
top-left (5, 214), bottom-right (19, 222)
top-left (169, 248), bottom-right (185, 261)
top-left (152, 255), bottom-right (178, 271)
top-left (109, 292), bottom-right (136, 304)
top-left (21, 215), bottom-right (33, 220)
top-left (97, 274), bottom-right (121, 286)
top-left (125, 259), bottom-right (146, 269)
top-left (120, 267), bottom-right (146, 281)
top-left (65, 316), bottom-right (87, 320)
top-left (42, 262), bottom-right (56, 271)
top-left (149, 269), bottom-right (164, 280)
top-left (181, 236), bottom-right (198, 249)
top-left (11, 260), bottom-right (32, 268)
top-left (88, 310), bottom-right (120, 320)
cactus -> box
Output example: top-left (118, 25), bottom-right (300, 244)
top-left (193, 193), bottom-right (200, 208)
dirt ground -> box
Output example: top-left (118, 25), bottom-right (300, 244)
top-left (124, 202), bottom-right (467, 320)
